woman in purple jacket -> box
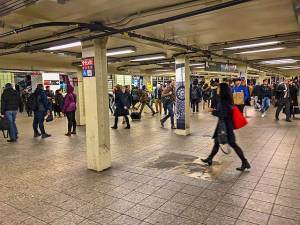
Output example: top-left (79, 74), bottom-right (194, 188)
top-left (63, 85), bottom-right (77, 136)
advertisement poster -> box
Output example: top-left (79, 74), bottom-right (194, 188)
top-left (82, 57), bottom-right (95, 77)
top-left (175, 63), bottom-right (186, 130)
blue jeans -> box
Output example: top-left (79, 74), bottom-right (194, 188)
top-left (5, 111), bottom-right (18, 140)
top-left (33, 111), bottom-right (46, 134)
top-left (161, 101), bottom-right (174, 126)
top-left (261, 97), bottom-right (270, 113)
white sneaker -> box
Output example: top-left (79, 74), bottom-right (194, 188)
top-left (261, 113), bottom-right (265, 118)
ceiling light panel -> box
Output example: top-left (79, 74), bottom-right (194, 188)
top-left (225, 41), bottom-right (280, 50)
top-left (236, 47), bottom-right (285, 54)
top-left (131, 54), bottom-right (166, 62)
top-left (260, 59), bottom-right (299, 65)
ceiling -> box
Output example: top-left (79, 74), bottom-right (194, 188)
top-left (0, 0), bottom-right (299, 75)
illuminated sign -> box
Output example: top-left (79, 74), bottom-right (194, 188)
top-left (82, 57), bottom-right (95, 77)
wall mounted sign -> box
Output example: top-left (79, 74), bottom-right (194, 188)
top-left (43, 80), bottom-right (60, 86)
top-left (82, 57), bottom-right (95, 77)
top-left (206, 62), bottom-right (237, 72)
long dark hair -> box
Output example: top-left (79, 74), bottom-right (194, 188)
top-left (219, 83), bottom-right (233, 105)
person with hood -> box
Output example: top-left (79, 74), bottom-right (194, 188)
top-left (63, 85), bottom-right (77, 136)
top-left (1, 83), bottom-right (22, 142)
top-left (32, 84), bottom-right (51, 138)
top-left (190, 79), bottom-right (202, 113)
top-left (201, 83), bottom-right (250, 171)
top-left (111, 85), bottom-right (131, 129)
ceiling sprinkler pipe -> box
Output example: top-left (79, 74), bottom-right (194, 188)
top-left (83, 0), bottom-right (253, 41)
top-left (0, 22), bottom-right (103, 39)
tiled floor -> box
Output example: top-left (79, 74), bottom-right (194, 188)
top-left (0, 107), bottom-right (300, 225)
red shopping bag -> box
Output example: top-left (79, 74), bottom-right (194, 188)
top-left (232, 106), bottom-right (248, 129)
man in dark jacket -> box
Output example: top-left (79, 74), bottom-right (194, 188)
top-left (1, 83), bottom-right (22, 142)
top-left (260, 79), bottom-right (272, 117)
top-left (275, 79), bottom-right (292, 122)
top-left (190, 79), bottom-right (202, 113)
top-left (32, 84), bottom-right (51, 138)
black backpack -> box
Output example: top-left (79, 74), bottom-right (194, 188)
top-left (27, 93), bottom-right (38, 111)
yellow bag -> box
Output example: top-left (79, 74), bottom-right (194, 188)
top-left (233, 92), bottom-right (244, 105)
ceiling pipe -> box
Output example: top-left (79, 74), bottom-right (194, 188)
top-left (82, 0), bottom-right (253, 42)
top-left (0, 0), bottom-right (39, 17)
top-left (0, 22), bottom-right (107, 39)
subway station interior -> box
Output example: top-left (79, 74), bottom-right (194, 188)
top-left (0, 0), bottom-right (300, 224)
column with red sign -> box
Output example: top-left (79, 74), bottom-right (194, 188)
top-left (81, 38), bottom-right (111, 172)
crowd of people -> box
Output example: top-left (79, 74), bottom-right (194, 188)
top-left (1, 77), bottom-right (299, 147)
top-left (1, 83), bottom-right (77, 142)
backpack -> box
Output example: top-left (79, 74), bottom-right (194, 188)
top-left (191, 87), bottom-right (199, 100)
top-left (27, 93), bottom-right (38, 111)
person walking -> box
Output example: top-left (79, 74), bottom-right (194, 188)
top-left (275, 79), bottom-right (292, 122)
top-left (260, 79), bottom-right (272, 117)
top-left (154, 84), bottom-right (163, 114)
top-left (63, 85), bottom-right (77, 136)
top-left (0, 83), bottom-right (22, 142)
top-left (190, 79), bottom-right (202, 113)
top-left (232, 78), bottom-right (249, 113)
top-left (289, 80), bottom-right (299, 118)
top-left (252, 82), bottom-right (262, 110)
top-left (201, 83), bottom-right (251, 171)
top-left (139, 85), bottom-right (157, 117)
top-left (32, 84), bottom-right (51, 138)
top-left (111, 86), bottom-right (131, 129)
top-left (160, 80), bottom-right (176, 129)
top-left (54, 89), bottom-right (64, 117)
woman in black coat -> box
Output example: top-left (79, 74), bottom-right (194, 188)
top-left (201, 83), bottom-right (251, 171)
top-left (290, 82), bottom-right (299, 118)
top-left (111, 86), bottom-right (131, 129)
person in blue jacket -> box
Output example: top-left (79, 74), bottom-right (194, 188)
top-left (232, 78), bottom-right (249, 113)
top-left (32, 84), bottom-right (51, 138)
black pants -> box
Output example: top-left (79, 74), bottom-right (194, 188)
top-left (276, 98), bottom-right (291, 120)
top-left (191, 100), bottom-right (199, 112)
top-left (114, 116), bottom-right (130, 127)
top-left (209, 140), bottom-right (246, 162)
top-left (66, 111), bottom-right (77, 132)
top-left (33, 111), bottom-right (46, 134)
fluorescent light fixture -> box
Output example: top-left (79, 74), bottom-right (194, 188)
top-left (190, 62), bottom-right (205, 66)
top-left (236, 47), bottom-right (285, 54)
top-left (192, 66), bottom-right (205, 69)
top-left (45, 42), bottom-right (81, 51)
top-left (278, 66), bottom-right (300, 70)
top-left (157, 61), bottom-right (174, 65)
top-left (131, 54), bottom-right (166, 62)
top-left (225, 41), bottom-right (280, 50)
top-left (107, 46), bottom-right (136, 56)
top-left (260, 59), bottom-right (299, 65)
top-left (154, 69), bottom-right (172, 72)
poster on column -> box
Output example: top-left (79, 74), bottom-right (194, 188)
top-left (175, 63), bottom-right (186, 130)
top-left (82, 57), bottom-right (95, 77)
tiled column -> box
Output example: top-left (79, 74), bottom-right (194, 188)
top-left (82, 38), bottom-right (111, 171)
top-left (175, 55), bottom-right (191, 136)
top-left (75, 68), bottom-right (85, 125)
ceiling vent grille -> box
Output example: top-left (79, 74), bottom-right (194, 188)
top-left (0, 0), bottom-right (40, 17)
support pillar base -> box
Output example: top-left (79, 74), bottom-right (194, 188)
top-left (175, 128), bottom-right (191, 136)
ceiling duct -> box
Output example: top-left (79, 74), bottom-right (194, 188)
top-left (0, 0), bottom-right (40, 17)
top-left (294, 0), bottom-right (300, 24)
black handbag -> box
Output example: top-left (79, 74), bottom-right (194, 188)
top-left (0, 116), bottom-right (10, 138)
top-left (294, 106), bottom-right (300, 114)
top-left (217, 120), bottom-right (228, 145)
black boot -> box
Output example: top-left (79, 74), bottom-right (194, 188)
top-left (236, 159), bottom-right (251, 171)
top-left (201, 157), bottom-right (213, 166)
top-left (111, 117), bottom-right (118, 129)
top-left (124, 117), bottom-right (130, 129)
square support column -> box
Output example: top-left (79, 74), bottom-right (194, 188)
top-left (175, 56), bottom-right (191, 136)
top-left (75, 68), bottom-right (85, 125)
top-left (82, 38), bottom-right (111, 171)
